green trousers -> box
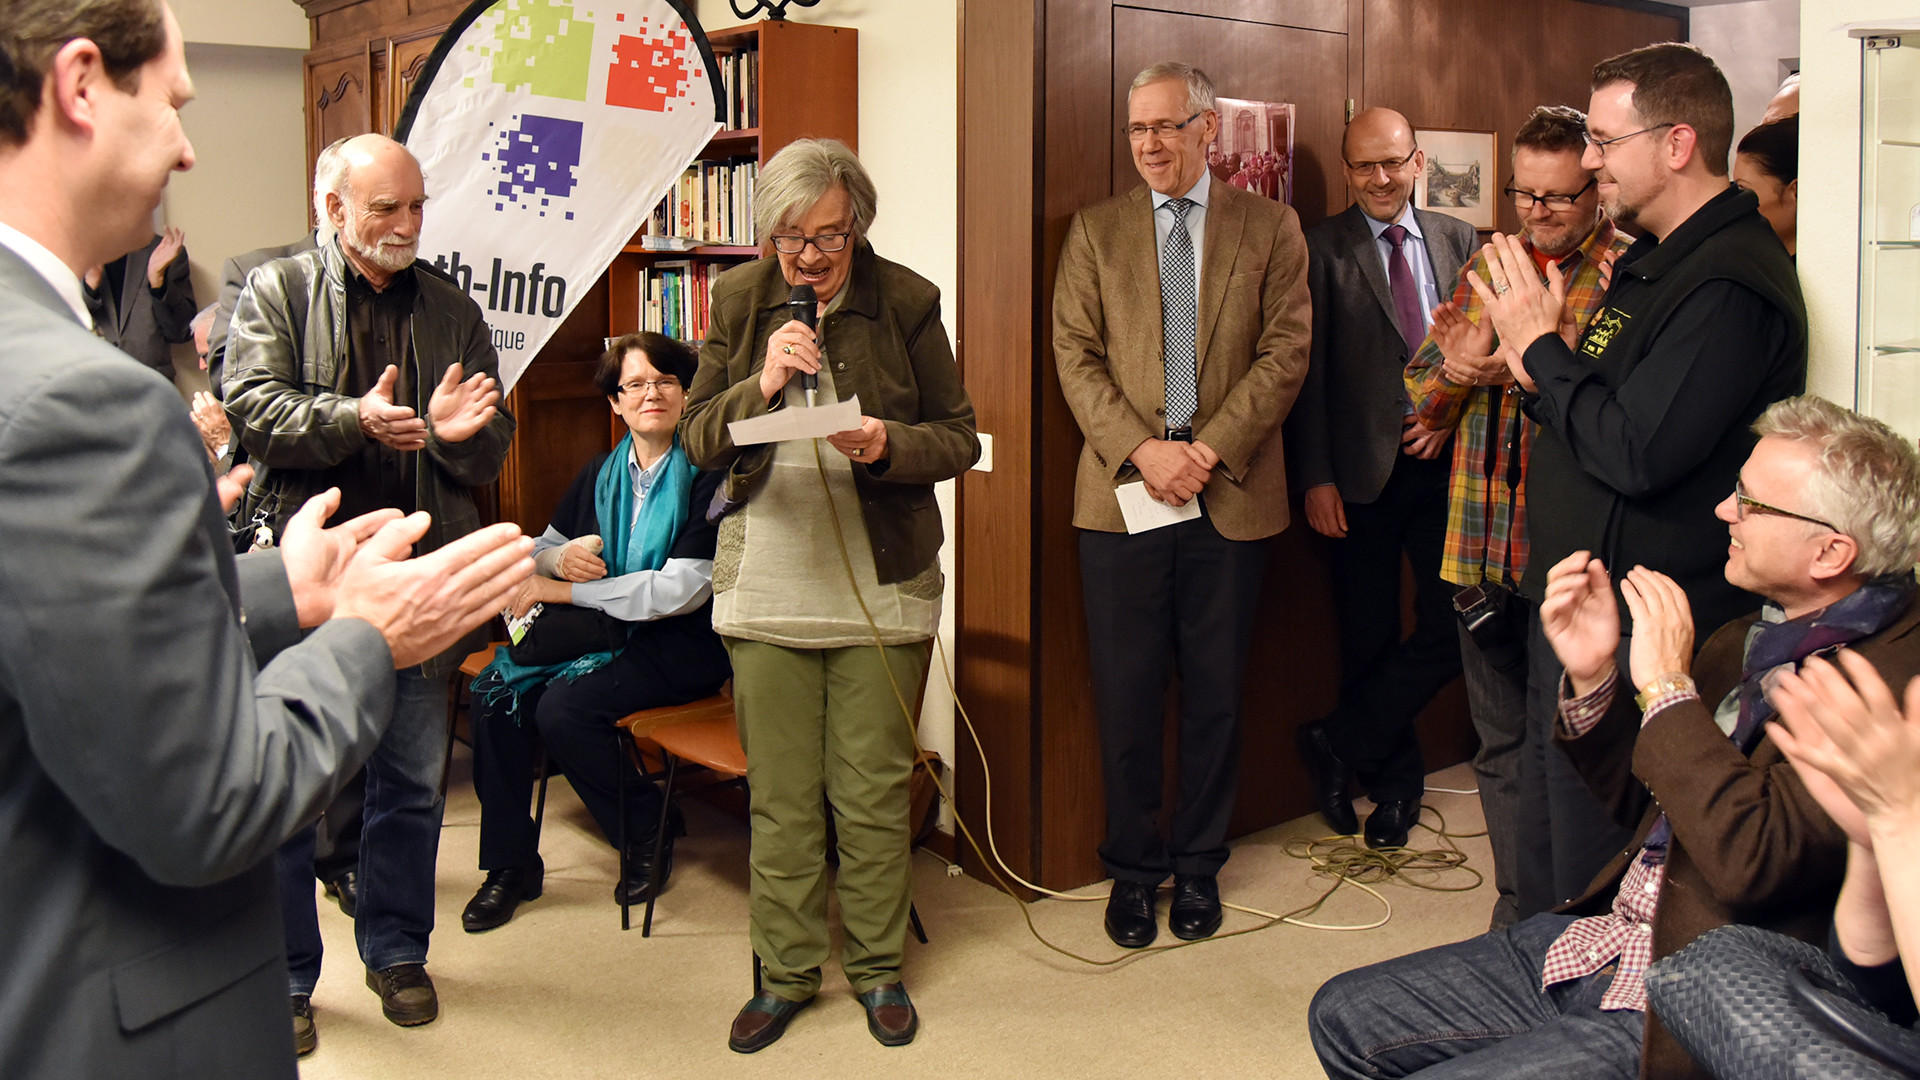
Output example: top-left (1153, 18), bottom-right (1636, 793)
top-left (725, 636), bottom-right (930, 999)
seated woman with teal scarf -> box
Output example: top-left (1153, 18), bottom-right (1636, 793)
top-left (463, 332), bottom-right (728, 932)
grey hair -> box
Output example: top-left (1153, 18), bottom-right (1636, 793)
top-left (1752, 395), bottom-right (1920, 578)
top-left (189, 303), bottom-right (216, 336)
top-left (1127, 62), bottom-right (1217, 117)
top-left (311, 136), bottom-right (351, 245)
top-left (753, 138), bottom-right (877, 244)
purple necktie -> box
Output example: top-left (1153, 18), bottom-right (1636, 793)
top-left (1381, 224), bottom-right (1425, 355)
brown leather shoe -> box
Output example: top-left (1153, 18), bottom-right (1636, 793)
top-left (727, 991), bottom-right (811, 1053)
top-left (365, 963), bottom-right (438, 1027)
top-left (858, 982), bottom-right (918, 1046)
top-left (291, 994), bottom-right (317, 1056)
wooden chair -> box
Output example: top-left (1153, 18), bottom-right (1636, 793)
top-left (445, 642), bottom-right (551, 840)
top-left (632, 705), bottom-right (930, 964)
top-left (613, 692), bottom-right (737, 931)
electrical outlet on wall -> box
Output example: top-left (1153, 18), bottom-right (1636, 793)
top-left (973, 432), bottom-right (993, 472)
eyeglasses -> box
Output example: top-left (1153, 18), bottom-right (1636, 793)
top-left (1732, 479), bottom-right (1840, 533)
top-left (770, 232), bottom-right (851, 255)
top-left (1343, 152), bottom-right (1418, 178)
top-left (1505, 177), bottom-right (1597, 211)
top-left (1583, 122), bottom-right (1676, 156)
top-left (617, 378), bottom-right (681, 397)
top-left (1125, 111), bottom-right (1204, 141)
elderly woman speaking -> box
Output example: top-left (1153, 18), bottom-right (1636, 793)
top-left (682, 138), bottom-right (978, 1053)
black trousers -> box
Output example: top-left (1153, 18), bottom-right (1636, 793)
top-left (471, 629), bottom-right (729, 870)
top-left (1513, 617), bottom-right (1635, 916)
top-left (1320, 452), bottom-right (1460, 802)
top-left (1080, 513), bottom-right (1268, 883)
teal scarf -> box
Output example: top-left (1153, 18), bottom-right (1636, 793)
top-left (472, 433), bottom-right (695, 721)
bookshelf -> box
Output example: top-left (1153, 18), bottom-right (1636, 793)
top-left (607, 20), bottom-right (859, 349)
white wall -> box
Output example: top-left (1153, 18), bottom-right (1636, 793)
top-left (170, 0), bottom-right (310, 50)
top-left (1798, 1), bottom-right (1916, 406)
top-left (1691, 0), bottom-right (1799, 146)
top-left (696, 1), bottom-right (965, 827)
top-left (161, 33), bottom-right (310, 392)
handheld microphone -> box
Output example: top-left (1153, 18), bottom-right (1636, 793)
top-left (788, 284), bottom-right (818, 406)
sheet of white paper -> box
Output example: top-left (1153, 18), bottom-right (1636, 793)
top-left (727, 395), bottom-right (864, 446)
top-left (1115, 481), bottom-right (1201, 534)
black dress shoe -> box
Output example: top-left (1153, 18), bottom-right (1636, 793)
top-left (1104, 878), bottom-right (1158, 949)
top-left (1364, 798), bottom-right (1422, 849)
top-left (615, 808), bottom-right (685, 906)
top-left (1168, 874), bottom-right (1222, 940)
top-left (291, 994), bottom-right (317, 1056)
top-left (1296, 721), bottom-right (1359, 836)
top-left (365, 963), bottom-right (438, 1027)
top-left (462, 857), bottom-right (544, 933)
top-left (321, 869), bottom-right (358, 920)
top-left (728, 992), bottom-right (813, 1053)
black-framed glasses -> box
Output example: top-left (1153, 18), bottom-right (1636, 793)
top-left (770, 232), bottom-right (851, 255)
top-left (1505, 177), bottom-right (1597, 211)
top-left (1583, 122), bottom-right (1676, 155)
top-left (1733, 479), bottom-right (1840, 532)
top-left (617, 378), bottom-right (682, 397)
top-left (1343, 151), bottom-right (1418, 178)
top-left (1125, 111), bottom-right (1204, 141)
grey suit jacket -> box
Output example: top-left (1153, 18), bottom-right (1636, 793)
top-left (84, 234), bottom-right (196, 381)
top-left (207, 232), bottom-right (318, 400)
top-left (0, 245), bottom-right (394, 1079)
top-left (1290, 204), bottom-right (1476, 504)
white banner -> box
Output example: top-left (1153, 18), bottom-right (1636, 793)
top-left (397, 0), bottom-right (723, 390)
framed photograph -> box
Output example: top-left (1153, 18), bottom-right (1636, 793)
top-left (1414, 128), bottom-right (1498, 230)
top-left (1208, 98), bottom-right (1296, 206)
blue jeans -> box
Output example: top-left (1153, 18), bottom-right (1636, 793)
top-left (280, 669), bottom-right (447, 993)
top-left (1308, 914), bottom-right (1645, 1079)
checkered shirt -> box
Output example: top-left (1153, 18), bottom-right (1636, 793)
top-left (1404, 222), bottom-right (1629, 589)
top-left (1542, 667), bottom-right (1701, 1011)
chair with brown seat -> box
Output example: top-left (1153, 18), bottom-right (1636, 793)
top-left (613, 692), bottom-right (737, 931)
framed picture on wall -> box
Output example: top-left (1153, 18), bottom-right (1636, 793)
top-left (1414, 128), bottom-right (1498, 230)
top-left (1208, 98), bottom-right (1296, 205)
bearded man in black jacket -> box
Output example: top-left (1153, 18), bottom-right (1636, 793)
top-left (1468, 42), bottom-right (1807, 919)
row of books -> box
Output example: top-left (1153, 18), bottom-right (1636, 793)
top-left (646, 157), bottom-right (757, 248)
top-left (637, 260), bottom-right (717, 343)
top-left (718, 47), bottom-right (758, 131)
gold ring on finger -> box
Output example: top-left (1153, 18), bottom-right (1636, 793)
top-left (783, 344), bottom-right (794, 355)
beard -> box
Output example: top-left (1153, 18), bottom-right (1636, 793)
top-left (343, 214), bottom-right (417, 274)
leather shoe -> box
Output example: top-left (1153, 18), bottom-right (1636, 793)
top-left (858, 982), bottom-right (918, 1046)
top-left (1103, 878), bottom-right (1157, 949)
top-left (1364, 798), bottom-right (1422, 850)
top-left (365, 963), bottom-right (438, 1027)
top-left (1168, 874), bottom-right (1222, 940)
top-left (321, 869), bottom-right (357, 919)
top-left (1296, 721), bottom-right (1359, 836)
top-left (616, 806), bottom-right (685, 905)
top-left (728, 991), bottom-right (812, 1053)
top-left (291, 994), bottom-right (317, 1056)
top-left (462, 857), bottom-right (544, 933)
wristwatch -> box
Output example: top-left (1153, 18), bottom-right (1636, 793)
top-left (1635, 672), bottom-right (1696, 712)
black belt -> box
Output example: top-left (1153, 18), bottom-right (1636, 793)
top-left (1166, 426), bottom-right (1193, 442)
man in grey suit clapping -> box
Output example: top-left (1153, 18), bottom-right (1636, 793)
top-left (0, 4), bottom-right (533, 1076)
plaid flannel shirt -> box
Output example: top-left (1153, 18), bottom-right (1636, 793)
top-left (1540, 667), bottom-right (1701, 1012)
top-left (1404, 221), bottom-right (1628, 589)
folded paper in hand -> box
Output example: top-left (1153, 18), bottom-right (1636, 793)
top-left (1115, 481), bottom-right (1201, 534)
top-left (727, 395), bottom-right (864, 446)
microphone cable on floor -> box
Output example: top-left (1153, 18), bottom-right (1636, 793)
top-left (809, 440), bottom-right (1484, 965)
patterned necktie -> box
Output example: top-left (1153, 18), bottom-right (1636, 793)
top-left (1381, 224), bottom-right (1426, 355)
top-left (1160, 197), bottom-right (1198, 431)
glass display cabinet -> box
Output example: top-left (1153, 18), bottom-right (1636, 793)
top-left (1859, 31), bottom-right (1920, 440)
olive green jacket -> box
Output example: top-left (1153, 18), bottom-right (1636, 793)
top-left (681, 244), bottom-right (978, 585)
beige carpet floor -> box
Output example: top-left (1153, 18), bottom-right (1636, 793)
top-left (295, 751), bottom-right (1497, 1079)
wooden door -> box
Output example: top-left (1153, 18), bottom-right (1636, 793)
top-left (1109, 7), bottom-right (1351, 227)
top-left (305, 46), bottom-right (374, 187)
top-left (387, 28), bottom-right (445, 136)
